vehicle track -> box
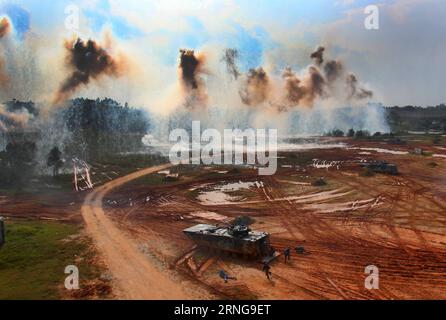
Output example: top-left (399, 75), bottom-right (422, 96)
top-left (81, 163), bottom-right (209, 300)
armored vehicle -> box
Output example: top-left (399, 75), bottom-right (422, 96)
top-left (183, 224), bottom-right (274, 258)
top-left (360, 161), bottom-right (398, 175)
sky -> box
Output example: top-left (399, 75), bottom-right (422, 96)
top-left (0, 0), bottom-right (445, 107)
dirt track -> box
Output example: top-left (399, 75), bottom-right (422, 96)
top-left (81, 164), bottom-right (201, 300)
top-left (80, 140), bottom-right (446, 300)
top-left (101, 144), bottom-right (446, 300)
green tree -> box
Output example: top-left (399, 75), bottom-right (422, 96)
top-left (331, 129), bottom-right (344, 137)
top-left (47, 147), bottom-right (64, 177)
top-left (347, 128), bottom-right (355, 137)
top-left (3, 141), bottom-right (37, 188)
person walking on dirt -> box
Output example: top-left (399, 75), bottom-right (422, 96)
top-left (219, 270), bottom-right (237, 283)
top-left (284, 247), bottom-right (291, 263)
top-left (219, 270), bottom-right (229, 283)
top-left (262, 262), bottom-right (272, 280)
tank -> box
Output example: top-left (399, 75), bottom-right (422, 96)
top-left (0, 217), bottom-right (5, 249)
top-left (361, 161), bottom-right (398, 175)
top-left (183, 224), bottom-right (273, 258)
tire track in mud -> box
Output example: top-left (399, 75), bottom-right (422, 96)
top-left (328, 173), bottom-right (426, 250)
top-left (397, 175), bottom-right (446, 215)
top-left (98, 162), bottom-right (446, 300)
top-left (388, 175), bottom-right (446, 268)
top-left (257, 176), bottom-right (377, 300)
top-left (263, 173), bottom-right (445, 300)
top-left (324, 171), bottom-right (446, 298)
top-left (81, 163), bottom-right (213, 300)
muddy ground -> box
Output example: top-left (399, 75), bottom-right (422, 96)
top-left (2, 136), bottom-right (446, 300)
top-left (103, 138), bottom-right (446, 300)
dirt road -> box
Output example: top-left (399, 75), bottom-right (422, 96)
top-left (81, 164), bottom-right (194, 300)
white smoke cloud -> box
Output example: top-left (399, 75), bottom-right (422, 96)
top-left (5, 0), bottom-right (442, 141)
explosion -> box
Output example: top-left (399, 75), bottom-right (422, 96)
top-left (239, 67), bottom-right (270, 106)
top-left (178, 49), bottom-right (208, 108)
top-left (0, 17), bottom-right (11, 87)
top-left (54, 37), bottom-right (127, 105)
top-left (282, 67), bottom-right (305, 107)
top-left (324, 60), bottom-right (344, 83)
top-left (222, 48), bottom-right (240, 80)
top-left (310, 46), bottom-right (325, 65)
top-left (0, 17), bottom-right (11, 38)
top-left (238, 45), bottom-right (373, 111)
top-left (347, 73), bottom-right (373, 100)
top-left (0, 104), bottom-right (30, 132)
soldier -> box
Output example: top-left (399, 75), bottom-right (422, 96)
top-left (284, 247), bottom-right (291, 263)
top-left (262, 262), bottom-right (272, 280)
top-left (219, 270), bottom-right (229, 283)
top-left (219, 270), bottom-right (237, 283)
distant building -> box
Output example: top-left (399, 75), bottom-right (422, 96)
top-left (360, 161), bottom-right (399, 175)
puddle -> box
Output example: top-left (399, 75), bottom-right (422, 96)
top-left (197, 181), bottom-right (257, 205)
top-left (349, 147), bottom-right (408, 155)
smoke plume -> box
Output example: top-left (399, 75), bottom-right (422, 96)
top-left (239, 67), bottom-right (270, 106)
top-left (346, 73), bottom-right (373, 100)
top-left (0, 104), bottom-right (31, 132)
top-left (324, 60), bottom-right (344, 83)
top-left (0, 17), bottom-right (11, 86)
top-left (54, 38), bottom-right (127, 105)
top-left (310, 46), bottom-right (325, 65)
top-left (239, 45), bottom-right (373, 110)
top-left (281, 66), bottom-right (328, 109)
top-left (222, 48), bottom-right (240, 80)
top-left (305, 66), bottom-right (326, 102)
top-left (179, 49), bottom-right (201, 90)
top-left (282, 67), bottom-right (305, 107)
top-left (0, 17), bottom-right (11, 38)
top-left (178, 49), bottom-right (208, 108)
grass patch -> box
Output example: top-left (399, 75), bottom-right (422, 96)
top-left (94, 153), bottom-right (168, 173)
top-left (129, 173), bottom-right (167, 186)
top-left (0, 174), bottom-right (74, 195)
top-left (0, 220), bottom-right (105, 300)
